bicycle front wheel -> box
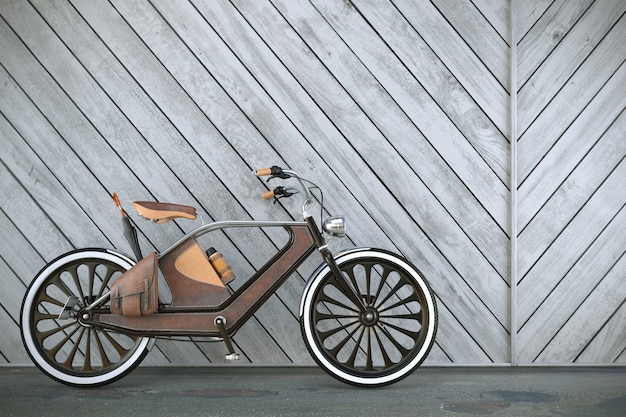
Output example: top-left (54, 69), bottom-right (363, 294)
top-left (20, 249), bottom-right (151, 387)
top-left (300, 249), bottom-right (437, 387)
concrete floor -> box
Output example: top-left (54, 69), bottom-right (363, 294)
top-left (1, 366), bottom-right (624, 416)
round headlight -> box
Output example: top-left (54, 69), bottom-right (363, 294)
top-left (323, 216), bottom-right (346, 237)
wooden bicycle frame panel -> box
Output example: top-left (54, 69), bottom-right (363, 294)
top-left (98, 221), bottom-right (317, 337)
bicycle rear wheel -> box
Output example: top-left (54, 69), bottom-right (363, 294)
top-left (20, 249), bottom-right (151, 387)
top-left (300, 249), bottom-right (437, 387)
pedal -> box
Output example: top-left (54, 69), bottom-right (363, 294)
top-left (214, 316), bottom-right (240, 361)
top-left (58, 296), bottom-right (79, 320)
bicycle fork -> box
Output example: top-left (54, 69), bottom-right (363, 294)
top-left (305, 215), bottom-right (367, 314)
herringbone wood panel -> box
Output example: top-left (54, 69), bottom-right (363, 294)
top-left (0, 0), bottom-right (623, 365)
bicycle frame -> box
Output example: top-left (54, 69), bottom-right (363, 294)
top-left (97, 220), bottom-right (317, 338)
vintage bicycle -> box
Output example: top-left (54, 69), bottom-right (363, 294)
top-left (20, 166), bottom-right (437, 387)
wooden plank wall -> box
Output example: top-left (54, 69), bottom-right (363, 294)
top-left (516, 0), bottom-right (626, 364)
top-left (0, 0), bottom-right (623, 366)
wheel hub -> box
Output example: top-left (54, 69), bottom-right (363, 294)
top-left (77, 309), bottom-right (93, 327)
top-left (360, 307), bottom-right (379, 327)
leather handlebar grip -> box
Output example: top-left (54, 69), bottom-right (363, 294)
top-left (255, 168), bottom-right (272, 177)
top-left (262, 189), bottom-right (275, 199)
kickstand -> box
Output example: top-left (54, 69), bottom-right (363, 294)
top-left (214, 316), bottom-right (240, 361)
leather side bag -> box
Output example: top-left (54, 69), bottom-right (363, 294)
top-left (110, 253), bottom-right (158, 316)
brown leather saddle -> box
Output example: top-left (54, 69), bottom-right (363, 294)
top-left (132, 201), bottom-right (197, 224)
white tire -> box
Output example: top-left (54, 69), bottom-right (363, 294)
top-left (20, 249), bottom-right (151, 387)
top-left (300, 249), bottom-right (437, 387)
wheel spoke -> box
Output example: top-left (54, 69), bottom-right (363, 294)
top-left (314, 312), bottom-right (357, 321)
top-left (100, 329), bottom-right (132, 357)
top-left (343, 265), bottom-right (361, 301)
top-left (46, 324), bottom-right (81, 358)
top-left (379, 293), bottom-right (420, 314)
top-left (87, 262), bottom-right (97, 304)
top-left (94, 330), bottom-right (114, 368)
top-left (380, 311), bottom-right (422, 322)
top-left (327, 273), bottom-right (366, 312)
top-left (383, 320), bottom-right (421, 340)
top-left (34, 312), bottom-right (61, 321)
top-left (47, 276), bottom-right (76, 304)
top-left (318, 290), bottom-right (359, 313)
top-left (37, 321), bottom-right (77, 342)
top-left (36, 291), bottom-right (66, 309)
top-left (375, 278), bottom-right (407, 310)
top-left (327, 322), bottom-right (361, 357)
top-left (96, 265), bottom-right (117, 299)
top-left (345, 327), bottom-right (366, 368)
top-left (62, 327), bottom-right (85, 368)
top-left (372, 327), bottom-right (394, 367)
top-left (365, 328), bottom-right (374, 371)
top-left (68, 264), bottom-right (87, 305)
top-left (83, 328), bottom-right (93, 371)
top-left (317, 318), bottom-right (359, 341)
top-left (364, 264), bottom-right (372, 305)
top-left (371, 265), bottom-right (390, 306)
top-left (376, 324), bottom-right (413, 357)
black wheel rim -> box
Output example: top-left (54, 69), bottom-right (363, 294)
top-left (310, 258), bottom-right (430, 376)
top-left (28, 258), bottom-right (144, 377)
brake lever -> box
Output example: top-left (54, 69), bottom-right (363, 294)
top-left (262, 165), bottom-right (291, 181)
top-left (270, 186), bottom-right (299, 204)
top-left (266, 173), bottom-right (291, 181)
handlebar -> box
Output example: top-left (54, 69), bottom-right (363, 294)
top-left (255, 166), bottom-right (313, 216)
top-left (255, 166), bottom-right (290, 179)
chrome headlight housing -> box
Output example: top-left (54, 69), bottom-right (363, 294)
top-left (323, 216), bottom-right (346, 237)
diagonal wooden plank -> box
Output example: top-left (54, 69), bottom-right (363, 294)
top-left (575, 299), bottom-right (626, 363)
top-left (361, 0), bottom-right (510, 186)
top-left (471, 0), bottom-right (510, 44)
top-left (518, 64), bottom-right (626, 231)
top-left (517, 0), bottom-right (553, 39)
top-left (518, 107), bottom-right (626, 276)
top-left (0, 237), bottom-right (29, 321)
top-left (0, 161), bottom-right (74, 262)
top-left (0, 307), bottom-right (30, 363)
top-left (431, 301), bottom-right (493, 363)
top-left (534, 252), bottom-right (626, 363)
top-left (391, 0), bottom-right (509, 132)
top-left (518, 15), bottom-right (626, 180)
top-left (518, 204), bottom-right (626, 362)
top-left (432, 0), bottom-right (509, 89)
top-left (518, 0), bottom-right (626, 132)
top-left (519, 156), bottom-right (626, 325)
top-left (518, 0), bottom-right (595, 86)
top-left (0, 73), bottom-right (125, 251)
